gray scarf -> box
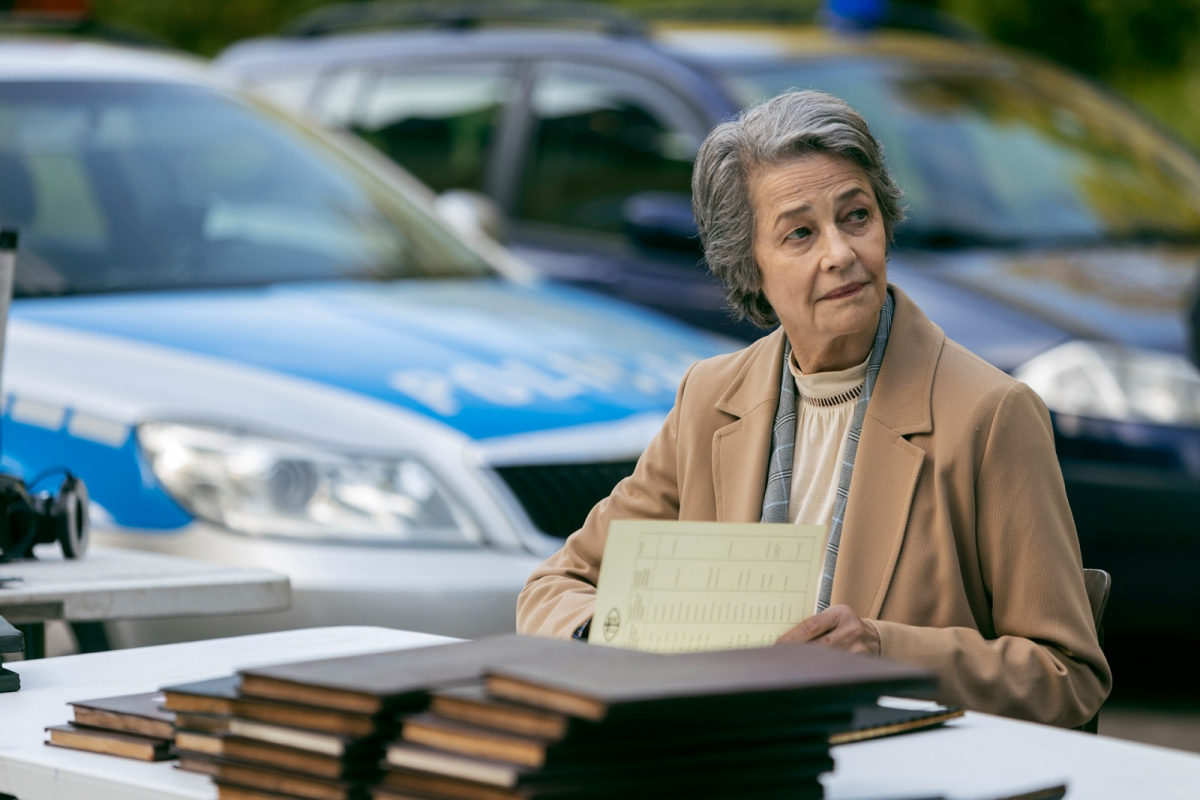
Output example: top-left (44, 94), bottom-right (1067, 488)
top-left (759, 290), bottom-right (894, 611)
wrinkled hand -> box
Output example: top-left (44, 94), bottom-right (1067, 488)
top-left (776, 604), bottom-right (880, 657)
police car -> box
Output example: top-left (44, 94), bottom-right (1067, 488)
top-left (0, 40), bottom-right (733, 645)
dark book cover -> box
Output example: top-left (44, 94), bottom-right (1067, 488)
top-left (829, 702), bottom-right (965, 745)
top-left (386, 731), bottom-right (832, 788)
top-left (378, 759), bottom-right (830, 800)
top-left (428, 683), bottom-right (851, 742)
top-left (239, 635), bottom-right (578, 715)
top-left (161, 675), bottom-right (241, 715)
top-left (45, 723), bottom-right (173, 762)
top-left (176, 733), bottom-right (379, 779)
top-left (398, 711), bottom-right (831, 770)
top-left (182, 755), bottom-right (366, 800)
top-left (486, 640), bottom-right (934, 722)
top-left (71, 691), bottom-right (175, 739)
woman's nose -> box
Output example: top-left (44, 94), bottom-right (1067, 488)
top-left (819, 225), bottom-right (855, 270)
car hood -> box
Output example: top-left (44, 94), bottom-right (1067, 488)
top-left (9, 279), bottom-right (733, 441)
top-left (890, 243), bottom-right (1200, 370)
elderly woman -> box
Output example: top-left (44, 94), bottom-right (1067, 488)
top-left (516, 90), bottom-right (1110, 728)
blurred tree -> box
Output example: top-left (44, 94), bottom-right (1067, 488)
top-left (89, 0), bottom-right (336, 55)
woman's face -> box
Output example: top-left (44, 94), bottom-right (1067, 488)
top-left (750, 152), bottom-right (888, 371)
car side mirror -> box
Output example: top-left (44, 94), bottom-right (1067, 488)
top-left (621, 192), bottom-right (700, 253)
top-left (434, 190), bottom-right (509, 244)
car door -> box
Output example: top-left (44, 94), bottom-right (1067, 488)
top-left (501, 60), bottom-right (761, 340)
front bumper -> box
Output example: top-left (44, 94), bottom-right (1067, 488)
top-left (96, 522), bottom-right (547, 648)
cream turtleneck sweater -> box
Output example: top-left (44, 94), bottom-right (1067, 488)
top-left (786, 349), bottom-right (871, 539)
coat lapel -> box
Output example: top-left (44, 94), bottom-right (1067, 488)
top-left (831, 417), bottom-right (925, 616)
top-left (712, 329), bottom-right (786, 523)
top-left (831, 285), bottom-right (944, 617)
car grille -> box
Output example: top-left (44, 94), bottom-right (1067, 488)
top-left (494, 461), bottom-right (639, 539)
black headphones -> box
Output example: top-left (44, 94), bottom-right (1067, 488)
top-left (0, 472), bottom-right (89, 562)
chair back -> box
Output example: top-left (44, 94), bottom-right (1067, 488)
top-left (1078, 568), bottom-right (1111, 735)
top-left (1082, 568), bottom-right (1111, 646)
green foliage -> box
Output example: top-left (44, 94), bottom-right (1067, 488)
top-left (90, 0), bottom-right (336, 56)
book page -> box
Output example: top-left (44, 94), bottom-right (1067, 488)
top-left (589, 520), bottom-right (827, 653)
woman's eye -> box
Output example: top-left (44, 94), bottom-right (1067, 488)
top-left (785, 227), bottom-right (811, 241)
top-left (846, 208), bottom-right (869, 223)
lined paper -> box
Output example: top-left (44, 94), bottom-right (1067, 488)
top-left (589, 520), bottom-right (827, 653)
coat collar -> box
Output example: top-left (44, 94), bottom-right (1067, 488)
top-left (714, 284), bottom-right (944, 433)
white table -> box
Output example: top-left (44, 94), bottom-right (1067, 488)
top-left (0, 545), bottom-right (290, 657)
top-left (0, 626), bottom-right (1197, 800)
top-left (0, 626), bottom-right (450, 799)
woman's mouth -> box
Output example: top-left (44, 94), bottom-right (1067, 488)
top-left (822, 283), bottom-right (865, 301)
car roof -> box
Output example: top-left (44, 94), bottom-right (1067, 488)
top-left (651, 23), bottom-right (997, 65)
top-left (0, 37), bottom-right (216, 85)
top-left (219, 20), bottom-right (996, 72)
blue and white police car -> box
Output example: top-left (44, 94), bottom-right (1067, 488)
top-left (0, 40), bottom-right (733, 644)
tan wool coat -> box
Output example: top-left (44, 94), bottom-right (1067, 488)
top-left (517, 285), bottom-right (1111, 728)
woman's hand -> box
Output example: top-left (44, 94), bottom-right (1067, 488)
top-left (776, 604), bottom-right (880, 657)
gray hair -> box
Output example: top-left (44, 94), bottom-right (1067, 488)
top-left (692, 90), bottom-right (906, 328)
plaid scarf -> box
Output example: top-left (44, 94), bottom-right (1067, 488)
top-left (759, 290), bottom-right (895, 611)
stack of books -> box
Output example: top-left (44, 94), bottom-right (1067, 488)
top-left (372, 642), bottom-right (934, 800)
top-left (45, 692), bottom-right (175, 761)
top-left (158, 635), bottom-right (934, 800)
top-left (165, 673), bottom-right (391, 800)
top-left (164, 638), bottom-right (574, 800)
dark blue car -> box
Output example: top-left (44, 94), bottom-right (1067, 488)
top-left (218, 4), bottom-right (1200, 634)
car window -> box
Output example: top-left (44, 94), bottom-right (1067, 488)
top-left (518, 62), bottom-right (702, 235)
top-left (0, 81), bottom-right (493, 298)
top-left (347, 63), bottom-right (513, 194)
top-left (718, 58), bottom-right (1200, 246)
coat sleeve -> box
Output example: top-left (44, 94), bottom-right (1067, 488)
top-left (872, 381), bottom-right (1112, 728)
top-left (515, 364), bottom-right (693, 638)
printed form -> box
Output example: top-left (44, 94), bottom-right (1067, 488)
top-left (589, 520), bottom-right (827, 653)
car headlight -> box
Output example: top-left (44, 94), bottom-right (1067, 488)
top-left (1014, 340), bottom-right (1200, 426)
top-left (138, 422), bottom-right (481, 544)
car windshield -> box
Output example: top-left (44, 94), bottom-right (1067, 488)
top-left (0, 81), bottom-right (493, 298)
top-left (716, 56), bottom-right (1200, 248)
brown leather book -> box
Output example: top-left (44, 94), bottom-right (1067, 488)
top-left (162, 675), bottom-right (240, 715)
top-left (215, 780), bottom-right (367, 800)
top-left (232, 696), bottom-right (381, 738)
top-left (485, 641), bottom-right (934, 723)
top-left (70, 691), bottom-right (175, 739)
top-left (397, 711), bottom-right (834, 770)
top-left (426, 684), bottom-right (850, 742)
top-left (45, 723), bottom-right (173, 761)
top-left (377, 762), bottom-right (831, 800)
top-left (228, 718), bottom-right (373, 758)
top-left (175, 711), bottom-right (232, 735)
top-left (384, 735), bottom-right (833, 789)
top-left (828, 703), bottom-right (966, 745)
top-left (175, 734), bottom-right (376, 779)
top-left (238, 636), bottom-right (577, 715)
top-left (426, 687), bottom-right (571, 741)
top-left (177, 756), bottom-right (365, 800)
